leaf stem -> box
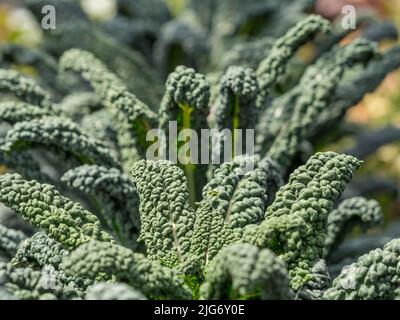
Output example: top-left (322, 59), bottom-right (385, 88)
top-left (178, 102), bottom-right (196, 208)
top-left (233, 95), bottom-right (240, 158)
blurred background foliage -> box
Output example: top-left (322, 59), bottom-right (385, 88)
top-left (0, 0), bottom-right (399, 223)
top-left (316, 0), bottom-right (400, 223)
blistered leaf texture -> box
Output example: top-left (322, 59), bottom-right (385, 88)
top-left (0, 173), bottom-right (113, 250)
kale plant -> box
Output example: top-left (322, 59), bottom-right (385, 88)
top-left (0, 0), bottom-right (399, 300)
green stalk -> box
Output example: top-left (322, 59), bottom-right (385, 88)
top-left (232, 95), bottom-right (240, 158)
top-left (178, 102), bottom-right (196, 208)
